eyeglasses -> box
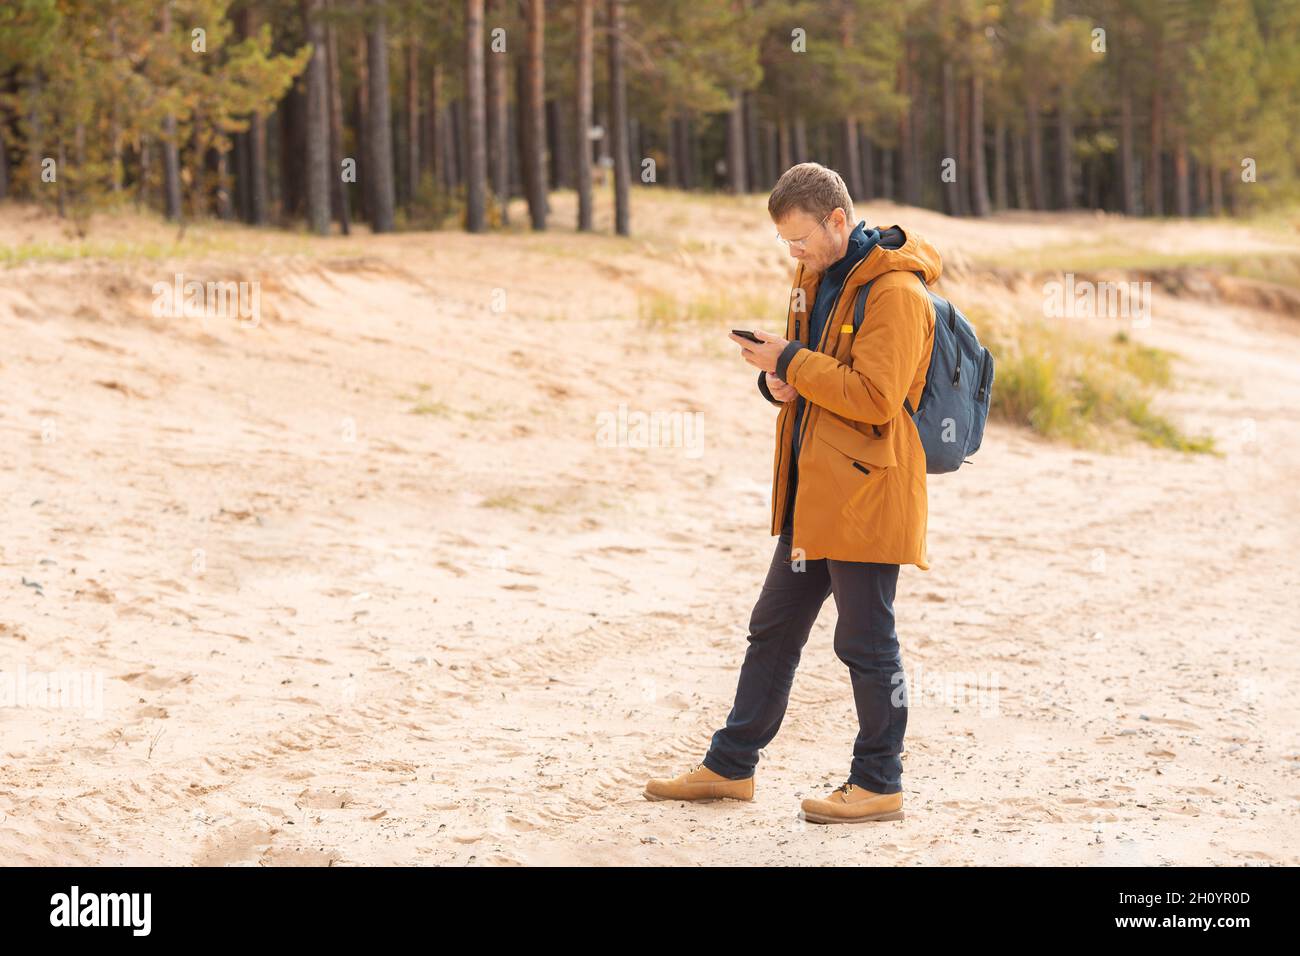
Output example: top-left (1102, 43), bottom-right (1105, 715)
top-left (775, 211), bottom-right (835, 251)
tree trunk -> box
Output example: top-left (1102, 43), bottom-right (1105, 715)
top-left (108, 32), bottom-right (123, 196)
top-left (562, 105), bottom-right (577, 191)
top-left (1026, 90), bottom-right (1045, 210)
top-left (509, 58), bottom-right (525, 196)
top-left (160, 4), bottom-right (182, 222)
top-left (1087, 150), bottom-right (1099, 209)
top-left (630, 115), bottom-right (641, 178)
top-left (665, 116), bottom-right (679, 187)
top-left (958, 70), bottom-right (973, 214)
top-left (241, 108), bottom-right (264, 223)
top-left (235, 6), bottom-right (270, 225)
top-left (188, 116), bottom-right (202, 219)
top-left (55, 139), bottom-right (66, 218)
top-left (1193, 155), bottom-right (1208, 216)
top-left (325, 11), bottom-right (351, 234)
top-left (215, 146), bottom-right (234, 220)
top-left (941, 57), bottom-right (959, 215)
top-left (160, 112), bottom-right (183, 222)
top-left (551, 100), bottom-right (575, 189)
top-left (487, 0), bottom-right (509, 223)
top-left (465, 0), bottom-right (487, 232)
top-left (355, 33), bottom-right (372, 222)
top-left (1173, 136), bottom-right (1190, 218)
top-left (450, 98), bottom-right (465, 188)
top-left (970, 74), bottom-right (990, 217)
top-left (726, 93), bottom-right (747, 194)
top-left (898, 44), bottom-right (918, 206)
top-left (576, 0), bottom-right (594, 228)
top-left (834, 9), bottom-right (858, 199)
top-left (1210, 164), bottom-right (1222, 216)
top-left (1146, 62), bottom-right (1164, 216)
top-left (1118, 84), bottom-right (1136, 215)
top-left (841, 117), bottom-right (860, 199)
top-left (792, 115), bottom-right (808, 163)
top-left (992, 117), bottom-right (1007, 210)
top-left (278, 91), bottom-right (306, 220)
top-left (675, 114), bottom-right (695, 188)
top-left (1011, 127), bottom-right (1029, 209)
top-left (507, 83), bottom-right (521, 198)
top-left (1055, 95), bottom-right (1073, 210)
top-left (302, 0), bottom-right (331, 234)
top-left (432, 63), bottom-right (448, 193)
top-left (233, 131), bottom-right (249, 220)
top-left (743, 91), bottom-right (761, 192)
top-left (366, 3), bottom-right (396, 231)
top-left (860, 132), bottom-right (874, 200)
top-left (759, 121), bottom-right (775, 189)
top-left (406, 37), bottom-right (420, 215)
top-left (777, 117), bottom-right (792, 175)
top-left (685, 113), bottom-right (697, 188)
top-left (607, 0), bottom-right (630, 235)
top-left (135, 136), bottom-right (150, 210)
top-left (520, 0), bottom-right (546, 229)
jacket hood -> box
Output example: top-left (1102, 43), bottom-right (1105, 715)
top-left (852, 224), bottom-right (943, 287)
top-left (794, 223), bottom-right (943, 294)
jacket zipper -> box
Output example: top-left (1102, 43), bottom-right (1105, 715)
top-left (773, 268), bottom-right (801, 537)
top-left (788, 259), bottom-right (871, 552)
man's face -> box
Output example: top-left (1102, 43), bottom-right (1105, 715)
top-left (774, 207), bottom-right (848, 273)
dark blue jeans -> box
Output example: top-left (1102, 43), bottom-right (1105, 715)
top-left (702, 519), bottom-right (907, 794)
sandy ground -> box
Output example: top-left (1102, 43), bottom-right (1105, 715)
top-left (1, 190), bottom-right (1298, 865)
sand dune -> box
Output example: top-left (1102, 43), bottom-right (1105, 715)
top-left (1, 192), bottom-right (1298, 865)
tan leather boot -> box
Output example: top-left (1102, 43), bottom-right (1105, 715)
top-left (799, 782), bottom-right (904, 823)
top-left (643, 762), bottom-right (755, 802)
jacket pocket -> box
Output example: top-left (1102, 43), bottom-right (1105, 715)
top-left (814, 409), bottom-right (897, 470)
top-left (814, 422), bottom-right (891, 511)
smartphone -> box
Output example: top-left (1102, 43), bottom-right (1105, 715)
top-left (731, 329), bottom-right (763, 344)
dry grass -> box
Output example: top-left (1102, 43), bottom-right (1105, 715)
top-left (982, 316), bottom-right (1216, 454)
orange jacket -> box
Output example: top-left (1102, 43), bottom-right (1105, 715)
top-left (763, 225), bottom-right (941, 570)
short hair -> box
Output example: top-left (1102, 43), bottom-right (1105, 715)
top-left (767, 162), bottom-right (855, 225)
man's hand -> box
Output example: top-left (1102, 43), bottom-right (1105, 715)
top-left (765, 372), bottom-right (796, 402)
top-left (729, 329), bottom-right (789, 375)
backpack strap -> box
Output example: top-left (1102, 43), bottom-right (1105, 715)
top-left (852, 275), bottom-right (922, 418)
top-left (851, 278), bottom-right (876, 334)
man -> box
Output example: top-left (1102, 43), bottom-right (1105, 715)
top-left (643, 162), bottom-right (942, 823)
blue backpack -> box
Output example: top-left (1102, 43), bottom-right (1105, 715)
top-left (852, 273), bottom-right (993, 473)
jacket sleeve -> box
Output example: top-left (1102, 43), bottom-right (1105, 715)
top-left (757, 369), bottom-right (785, 406)
top-left (781, 282), bottom-right (932, 425)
